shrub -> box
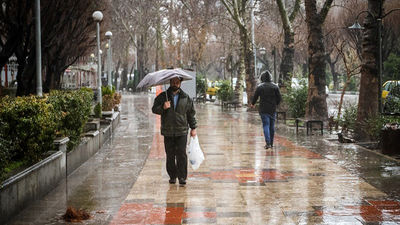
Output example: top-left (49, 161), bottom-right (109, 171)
top-left (102, 86), bottom-right (115, 96)
top-left (365, 114), bottom-right (400, 141)
top-left (0, 96), bottom-right (57, 163)
top-left (94, 103), bottom-right (102, 118)
top-left (47, 90), bottom-right (93, 151)
top-left (196, 74), bottom-right (207, 97)
top-left (102, 94), bottom-right (114, 111)
top-left (283, 79), bottom-right (308, 118)
top-left (339, 103), bottom-right (358, 133)
top-left (0, 135), bottom-right (13, 180)
top-left (216, 80), bottom-right (233, 102)
top-left (384, 85), bottom-right (400, 114)
top-left (113, 92), bottom-right (122, 105)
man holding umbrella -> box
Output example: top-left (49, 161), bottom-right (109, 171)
top-left (152, 76), bottom-right (197, 186)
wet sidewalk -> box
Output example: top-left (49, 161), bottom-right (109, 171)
top-left (7, 94), bottom-right (400, 224)
top-left (111, 96), bottom-right (400, 224)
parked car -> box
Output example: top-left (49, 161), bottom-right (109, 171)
top-left (382, 80), bottom-right (400, 99)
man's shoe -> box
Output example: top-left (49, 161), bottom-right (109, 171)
top-left (169, 178), bottom-right (176, 184)
top-left (264, 144), bottom-right (271, 149)
top-left (179, 178), bottom-right (186, 186)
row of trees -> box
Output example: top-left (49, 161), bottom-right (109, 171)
top-left (0, 0), bottom-right (109, 95)
top-left (2, 0), bottom-right (400, 140)
top-left (110, 0), bottom-right (400, 140)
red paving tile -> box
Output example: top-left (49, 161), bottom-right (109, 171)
top-left (147, 207), bottom-right (184, 224)
top-left (183, 211), bottom-right (217, 219)
top-left (111, 203), bottom-right (184, 225)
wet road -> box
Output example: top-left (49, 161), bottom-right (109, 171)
top-left (7, 93), bottom-right (400, 224)
top-left (327, 93), bottom-right (359, 117)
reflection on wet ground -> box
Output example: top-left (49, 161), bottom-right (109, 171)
top-left (7, 94), bottom-right (154, 225)
top-left (7, 94), bottom-right (400, 224)
top-left (112, 98), bottom-right (400, 225)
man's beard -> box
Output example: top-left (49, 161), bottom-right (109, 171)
top-left (171, 86), bottom-right (179, 91)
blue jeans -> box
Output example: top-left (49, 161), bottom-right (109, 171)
top-left (260, 113), bottom-right (276, 146)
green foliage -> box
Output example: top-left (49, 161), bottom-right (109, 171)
top-left (127, 80), bottom-right (135, 90)
top-left (384, 85), bottom-right (400, 114)
top-left (94, 103), bottom-right (102, 118)
top-left (283, 79), bottom-right (308, 118)
top-left (0, 135), bottom-right (13, 180)
top-left (339, 103), bottom-right (358, 132)
top-left (216, 80), bottom-right (233, 102)
top-left (383, 53), bottom-right (400, 81)
top-left (0, 96), bottom-right (57, 163)
top-left (47, 90), bottom-right (93, 151)
top-left (365, 114), bottom-right (400, 141)
top-left (196, 74), bottom-right (207, 96)
top-left (345, 75), bottom-right (359, 92)
top-left (0, 90), bottom-right (94, 180)
top-left (102, 86), bottom-right (115, 96)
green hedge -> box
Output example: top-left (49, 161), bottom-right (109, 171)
top-left (47, 89), bottom-right (93, 151)
top-left (0, 96), bottom-right (57, 164)
top-left (283, 79), bottom-right (308, 118)
top-left (0, 89), bottom-right (93, 181)
top-left (216, 80), bottom-right (233, 102)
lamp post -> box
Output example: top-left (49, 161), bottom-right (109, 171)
top-left (92, 11), bottom-right (103, 105)
top-left (219, 56), bottom-right (226, 80)
top-left (272, 47), bottom-right (277, 83)
top-left (105, 31), bottom-right (113, 89)
top-left (258, 47), bottom-right (266, 79)
top-left (349, 6), bottom-right (400, 114)
top-left (35, 0), bottom-right (42, 96)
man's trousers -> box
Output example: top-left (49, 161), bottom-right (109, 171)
top-left (164, 135), bottom-right (188, 180)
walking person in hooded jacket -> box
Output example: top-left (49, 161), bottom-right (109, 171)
top-left (250, 71), bottom-right (281, 149)
top-left (152, 77), bottom-right (197, 186)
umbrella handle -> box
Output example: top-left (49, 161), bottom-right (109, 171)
top-left (165, 85), bottom-right (168, 101)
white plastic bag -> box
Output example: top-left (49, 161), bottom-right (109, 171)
top-left (187, 136), bottom-right (204, 170)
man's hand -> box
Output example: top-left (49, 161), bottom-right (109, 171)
top-left (249, 104), bottom-right (255, 109)
top-left (190, 129), bottom-right (197, 137)
top-left (163, 101), bottom-right (171, 110)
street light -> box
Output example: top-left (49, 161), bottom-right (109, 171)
top-left (258, 47), bottom-right (267, 80)
top-left (219, 56), bottom-right (226, 80)
top-left (272, 47), bottom-right (277, 84)
top-left (105, 31), bottom-right (113, 89)
top-left (92, 11), bottom-right (103, 105)
top-left (35, 0), bottom-right (42, 96)
top-left (349, 7), bottom-right (400, 114)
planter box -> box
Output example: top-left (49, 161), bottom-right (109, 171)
top-left (381, 128), bottom-right (400, 155)
top-left (0, 137), bottom-right (68, 224)
top-left (0, 111), bottom-right (121, 224)
top-left (68, 131), bottom-right (99, 175)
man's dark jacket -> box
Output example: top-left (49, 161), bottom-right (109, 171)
top-left (152, 88), bottom-right (197, 136)
top-left (251, 82), bottom-right (282, 116)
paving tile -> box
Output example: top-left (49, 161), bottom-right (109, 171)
top-left (6, 95), bottom-right (400, 225)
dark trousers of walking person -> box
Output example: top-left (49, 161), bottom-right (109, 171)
top-left (260, 113), bottom-right (276, 147)
top-left (164, 135), bottom-right (188, 181)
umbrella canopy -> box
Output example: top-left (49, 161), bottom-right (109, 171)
top-left (136, 68), bottom-right (193, 89)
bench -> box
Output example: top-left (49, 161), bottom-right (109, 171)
top-left (276, 111), bottom-right (286, 123)
top-left (295, 118), bottom-right (323, 135)
top-left (222, 101), bottom-right (240, 110)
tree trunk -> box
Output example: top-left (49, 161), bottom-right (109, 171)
top-left (235, 53), bottom-right (245, 104)
top-left (279, 31), bottom-right (295, 87)
top-left (356, 0), bottom-right (383, 141)
top-left (305, 0), bottom-right (331, 121)
top-left (16, 50), bottom-right (36, 96)
top-left (241, 27), bottom-right (256, 105)
top-left (113, 58), bottom-right (121, 88)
